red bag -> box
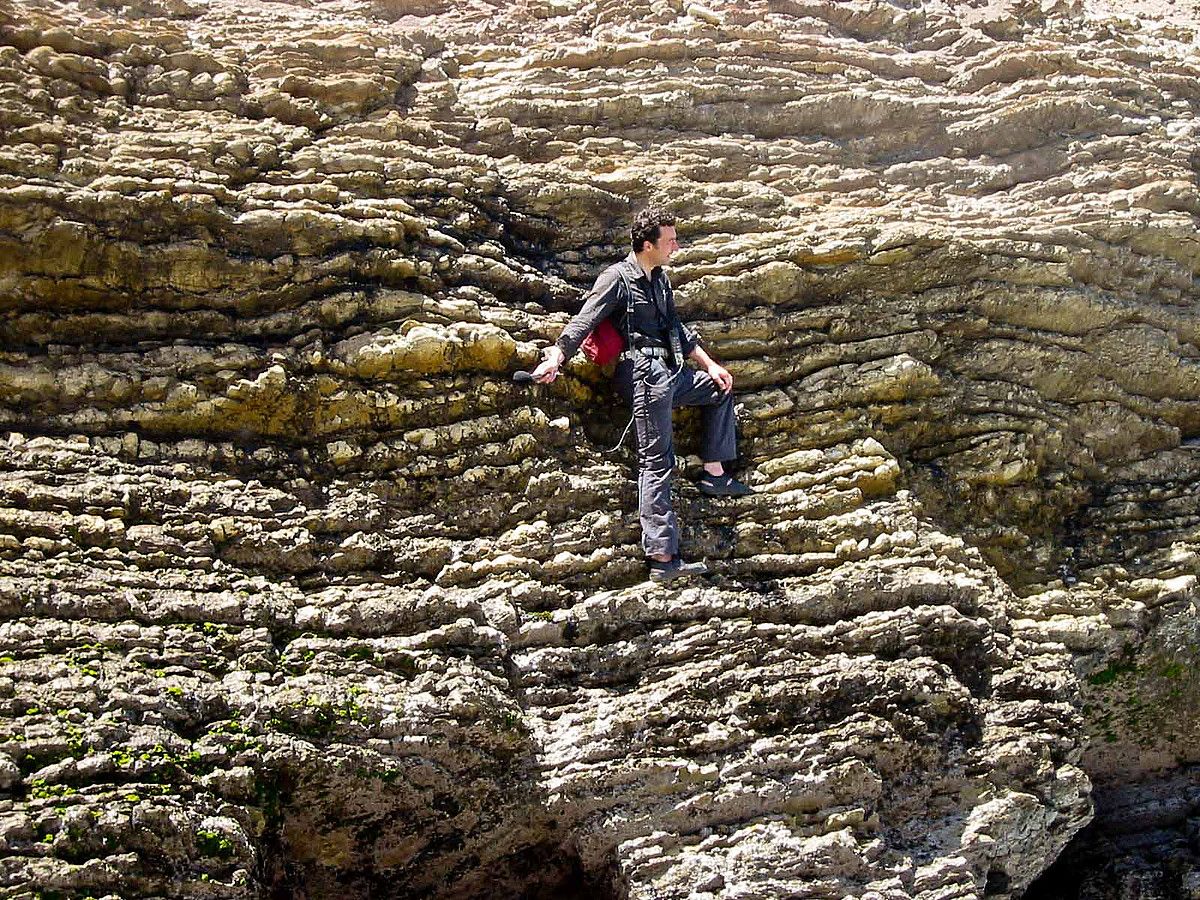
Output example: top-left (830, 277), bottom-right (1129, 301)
top-left (580, 318), bottom-right (625, 366)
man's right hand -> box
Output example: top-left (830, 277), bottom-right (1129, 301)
top-left (531, 346), bottom-right (565, 383)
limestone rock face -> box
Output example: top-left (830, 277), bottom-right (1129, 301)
top-left (0, 0), bottom-right (1198, 898)
top-left (0, 434), bottom-right (1092, 899)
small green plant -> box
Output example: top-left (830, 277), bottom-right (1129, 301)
top-left (1159, 661), bottom-right (1186, 680)
top-left (498, 710), bottom-right (522, 731)
top-left (196, 829), bottom-right (234, 858)
top-left (29, 779), bottom-right (77, 799)
top-left (63, 722), bottom-right (86, 753)
top-left (1087, 660), bottom-right (1137, 686)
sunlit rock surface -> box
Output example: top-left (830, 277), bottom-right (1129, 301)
top-left (1, 0), bottom-right (1198, 897)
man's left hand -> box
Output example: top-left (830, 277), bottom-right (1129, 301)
top-left (707, 362), bottom-right (733, 393)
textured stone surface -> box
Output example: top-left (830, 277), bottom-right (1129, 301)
top-left (0, 432), bottom-right (1091, 899)
top-left (1, 0), bottom-right (1198, 897)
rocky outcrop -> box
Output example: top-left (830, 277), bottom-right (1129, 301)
top-left (0, 431), bottom-right (1092, 899)
top-left (1, 0), bottom-right (1198, 897)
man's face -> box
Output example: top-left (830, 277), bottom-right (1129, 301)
top-left (645, 225), bottom-right (679, 266)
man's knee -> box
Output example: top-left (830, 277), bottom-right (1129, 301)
top-left (635, 413), bottom-right (674, 457)
top-left (638, 448), bottom-right (676, 475)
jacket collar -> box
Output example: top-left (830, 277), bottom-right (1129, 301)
top-left (625, 250), bottom-right (661, 280)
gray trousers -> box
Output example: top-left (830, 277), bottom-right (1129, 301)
top-left (615, 355), bottom-right (738, 558)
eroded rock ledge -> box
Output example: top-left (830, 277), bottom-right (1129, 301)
top-left (1, 432), bottom-right (1092, 899)
top-left (1, 0), bottom-right (1198, 898)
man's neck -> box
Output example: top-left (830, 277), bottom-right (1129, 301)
top-left (634, 251), bottom-right (659, 278)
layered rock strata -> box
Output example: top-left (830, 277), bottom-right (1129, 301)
top-left (1, 0), bottom-right (1198, 897)
top-left (1, 431), bottom-right (1091, 899)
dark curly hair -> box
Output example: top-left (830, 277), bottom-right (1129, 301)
top-left (631, 206), bottom-right (676, 253)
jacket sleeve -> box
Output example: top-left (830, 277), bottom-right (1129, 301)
top-left (554, 266), bottom-right (625, 362)
top-left (679, 320), bottom-right (701, 357)
top-left (666, 277), bottom-right (701, 356)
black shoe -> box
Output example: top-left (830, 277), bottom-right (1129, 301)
top-left (648, 556), bottom-right (709, 583)
top-left (697, 472), bottom-right (752, 497)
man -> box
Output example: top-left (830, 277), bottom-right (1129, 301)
top-left (531, 207), bottom-right (751, 583)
